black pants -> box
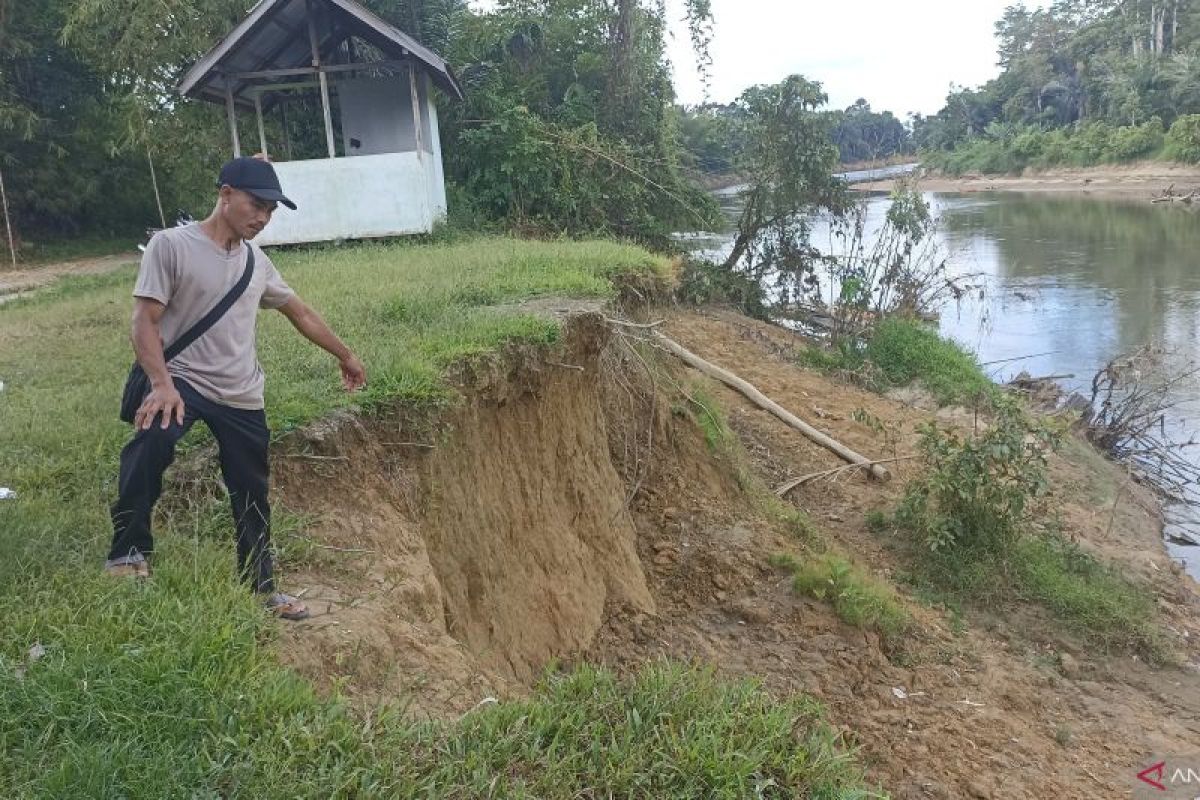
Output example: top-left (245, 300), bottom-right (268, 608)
top-left (108, 378), bottom-right (275, 593)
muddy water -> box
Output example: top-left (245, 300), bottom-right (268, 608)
top-left (684, 189), bottom-right (1200, 579)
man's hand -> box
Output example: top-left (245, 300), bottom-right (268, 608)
top-left (340, 355), bottom-right (367, 392)
top-left (136, 383), bottom-right (185, 430)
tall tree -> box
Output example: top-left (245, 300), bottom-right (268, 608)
top-left (721, 75), bottom-right (849, 304)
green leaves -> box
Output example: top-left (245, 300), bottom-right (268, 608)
top-left (896, 397), bottom-right (1061, 557)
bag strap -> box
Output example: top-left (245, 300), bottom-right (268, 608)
top-left (163, 246), bottom-right (255, 363)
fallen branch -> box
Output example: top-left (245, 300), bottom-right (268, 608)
top-left (647, 330), bottom-right (891, 481)
top-left (605, 317), bottom-right (666, 330)
top-left (775, 455), bottom-right (918, 496)
top-left (980, 350), bottom-right (1061, 367)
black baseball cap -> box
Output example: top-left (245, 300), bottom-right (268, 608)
top-left (217, 157), bottom-right (297, 210)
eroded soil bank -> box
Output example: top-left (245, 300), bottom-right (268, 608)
top-left (269, 306), bottom-right (1200, 799)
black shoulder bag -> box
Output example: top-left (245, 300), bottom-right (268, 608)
top-left (119, 247), bottom-right (255, 423)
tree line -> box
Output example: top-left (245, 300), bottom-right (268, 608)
top-left (915, 0), bottom-right (1200, 173)
top-left (678, 97), bottom-right (913, 175)
top-left (0, 0), bottom-right (719, 245)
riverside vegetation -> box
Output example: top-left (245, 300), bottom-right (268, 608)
top-left (916, 2), bottom-right (1200, 173)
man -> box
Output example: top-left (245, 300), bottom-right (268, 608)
top-left (106, 157), bottom-right (366, 621)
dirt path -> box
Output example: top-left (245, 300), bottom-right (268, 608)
top-left (0, 252), bottom-right (139, 302)
top-left (856, 161), bottom-right (1200, 199)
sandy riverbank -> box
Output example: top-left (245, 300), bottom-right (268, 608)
top-left (855, 161), bottom-right (1200, 199)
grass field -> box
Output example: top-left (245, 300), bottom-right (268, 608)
top-left (0, 237), bottom-right (878, 798)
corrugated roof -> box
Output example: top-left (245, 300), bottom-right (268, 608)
top-left (177, 0), bottom-right (463, 105)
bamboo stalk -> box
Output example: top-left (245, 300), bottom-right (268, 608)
top-left (0, 166), bottom-right (15, 268)
top-left (147, 148), bottom-right (166, 229)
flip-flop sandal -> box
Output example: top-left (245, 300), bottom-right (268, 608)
top-left (104, 558), bottom-right (151, 579)
top-left (265, 593), bottom-right (310, 621)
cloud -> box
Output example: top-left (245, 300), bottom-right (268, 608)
top-left (664, 0), bottom-right (1049, 116)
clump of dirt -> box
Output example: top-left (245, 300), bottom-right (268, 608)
top-left (267, 304), bottom-right (1200, 798)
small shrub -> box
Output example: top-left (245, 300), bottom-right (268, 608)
top-left (677, 257), bottom-right (768, 319)
top-left (896, 396), bottom-right (1059, 556)
top-left (1054, 724), bottom-right (1073, 748)
top-left (893, 398), bottom-right (1169, 659)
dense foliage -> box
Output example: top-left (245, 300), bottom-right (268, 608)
top-left (444, 0), bottom-right (719, 243)
top-left (678, 97), bottom-right (912, 175)
top-left (0, 0), bottom-right (718, 246)
top-left (917, 0), bottom-right (1200, 167)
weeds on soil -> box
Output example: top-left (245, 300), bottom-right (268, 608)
top-left (888, 396), bottom-right (1168, 660)
top-left (775, 553), bottom-right (912, 644)
top-left (800, 317), bottom-right (996, 407)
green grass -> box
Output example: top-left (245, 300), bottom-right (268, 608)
top-left (1012, 535), bottom-right (1167, 659)
top-left (685, 382), bottom-right (735, 454)
top-left (800, 318), bottom-right (995, 406)
top-left (894, 521), bottom-right (1167, 661)
top-left (774, 553), bottom-right (911, 642)
top-left (0, 236), bottom-right (877, 797)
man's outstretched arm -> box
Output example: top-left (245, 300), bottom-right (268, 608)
top-left (276, 296), bottom-right (366, 391)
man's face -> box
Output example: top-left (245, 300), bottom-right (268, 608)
top-left (219, 186), bottom-right (276, 240)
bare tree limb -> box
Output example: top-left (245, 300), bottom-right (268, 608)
top-left (642, 329), bottom-right (891, 481)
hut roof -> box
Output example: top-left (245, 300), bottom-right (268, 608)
top-left (178, 0), bottom-right (463, 105)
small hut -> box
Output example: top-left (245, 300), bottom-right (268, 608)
top-left (178, 0), bottom-right (463, 245)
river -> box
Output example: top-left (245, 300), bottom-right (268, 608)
top-left (684, 186), bottom-right (1200, 580)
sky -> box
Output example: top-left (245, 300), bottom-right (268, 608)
top-left (663, 0), bottom-right (1050, 117)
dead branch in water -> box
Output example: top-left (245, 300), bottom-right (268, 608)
top-left (1151, 184), bottom-right (1200, 203)
top-left (1086, 345), bottom-right (1200, 502)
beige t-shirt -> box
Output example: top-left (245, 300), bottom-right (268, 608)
top-left (133, 224), bottom-right (295, 410)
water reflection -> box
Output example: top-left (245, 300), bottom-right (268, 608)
top-left (940, 193), bottom-right (1200, 385)
top-left (934, 192), bottom-right (1200, 576)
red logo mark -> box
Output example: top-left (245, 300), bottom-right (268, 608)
top-left (1138, 761), bottom-right (1167, 791)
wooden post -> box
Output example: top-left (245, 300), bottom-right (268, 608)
top-left (281, 103), bottom-right (294, 161)
top-left (254, 93), bottom-right (269, 158)
top-left (408, 63), bottom-right (425, 161)
top-left (147, 148), bottom-right (166, 228)
top-left (307, 0), bottom-right (336, 158)
top-left (225, 84), bottom-right (242, 157)
top-left (0, 166), bottom-right (16, 268)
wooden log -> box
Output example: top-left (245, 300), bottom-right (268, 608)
top-left (650, 331), bottom-right (891, 481)
top-left (0, 166), bottom-right (16, 268)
